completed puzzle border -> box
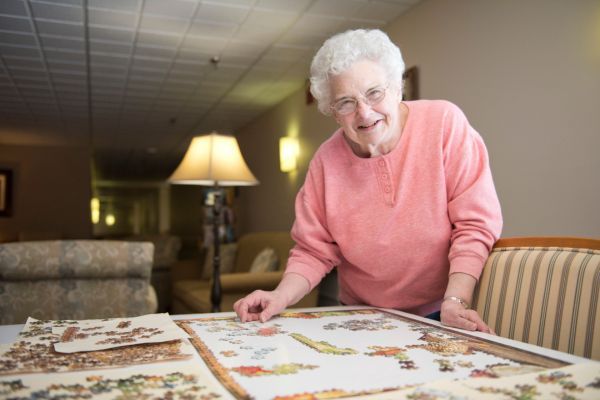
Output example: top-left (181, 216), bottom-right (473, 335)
top-left (176, 308), bottom-right (569, 400)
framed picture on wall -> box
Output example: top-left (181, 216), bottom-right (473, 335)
top-left (403, 66), bottom-right (419, 101)
top-left (0, 169), bottom-right (13, 217)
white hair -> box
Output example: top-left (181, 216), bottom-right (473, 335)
top-left (309, 29), bottom-right (405, 116)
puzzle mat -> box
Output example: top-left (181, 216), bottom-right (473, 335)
top-left (0, 358), bottom-right (228, 399)
top-left (0, 317), bottom-right (193, 375)
top-left (53, 313), bottom-right (189, 353)
top-left (177, 308), bottom-right (571, 400)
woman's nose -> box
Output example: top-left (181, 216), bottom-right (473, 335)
top-left (355, 99), bottom-right (372, 116)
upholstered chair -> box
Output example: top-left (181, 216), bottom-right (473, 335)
top-left (0, 240), bottom-right (157, 324)
top-left (171, 231), bottom-right (319, 314)
top-left (473, 237), bottom-right (600, 360)
top-left (123, 234), bottom-right (182, 312)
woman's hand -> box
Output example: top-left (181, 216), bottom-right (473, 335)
top-left (440, 300), bottom-right (495, 334)
top-left (441, 272), bottom-right (494, 333)
top-left (234, 289), bottom-right (288, 323)
top-left (234, 272), bottom-right (311, 323)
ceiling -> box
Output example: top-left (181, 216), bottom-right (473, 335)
top-left (0, 0), bottom-right (420, 180)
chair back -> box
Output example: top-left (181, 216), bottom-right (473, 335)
top-left (232, 231), bottom-right (294, 273)
top-left (473, 237), bottom-right (600, 360)
top-left (0, 240), bottom-right (156, 324)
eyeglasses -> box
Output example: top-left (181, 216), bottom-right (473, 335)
top-left (330, 84), bottom-right (388, 115)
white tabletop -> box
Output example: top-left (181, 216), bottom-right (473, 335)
top-left (0, 324), bottom-right (22, 345)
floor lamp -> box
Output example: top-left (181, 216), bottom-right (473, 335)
top-left (169, 132), bottom-right (258, 312)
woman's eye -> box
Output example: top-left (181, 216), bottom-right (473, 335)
top-left (336, 100), bottom-right (355, 110)
top-left (367, 89), bottom-right (384, 99)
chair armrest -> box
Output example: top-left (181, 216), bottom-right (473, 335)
top-left (216, 271), bottom-right (284, 292)
top-left (146, 285), bottom-right (158, 313)
top-left (171, 259), bottom-right (203, 282)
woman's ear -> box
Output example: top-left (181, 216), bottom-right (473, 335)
top-left (397, 82), bottom-right (404, 102)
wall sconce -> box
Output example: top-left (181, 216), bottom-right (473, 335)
top-left (279, 136), bottom-right (299, 172)
top-left (90, 198), bottom-right (100, 224)
top-left (105, 213), bottom-right (116, 226)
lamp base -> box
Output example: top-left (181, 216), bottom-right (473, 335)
top-left (210, 188), bottom-right (222, 312)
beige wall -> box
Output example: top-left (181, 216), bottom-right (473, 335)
top-left (237, 0), bottom-right (600, 238)
top-left (236, 90), bottom-right (337, 233)
top-left (0, 144), bottom-right (93, 240)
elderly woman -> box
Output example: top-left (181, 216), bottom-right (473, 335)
top-left (234, 29), bottom-right (502, 332)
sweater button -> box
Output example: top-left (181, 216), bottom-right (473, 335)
top-left (378, 160), bottom-right (385, 167)
top-left (382, 173), bottom-right (388, 179)
top-left (384, 186), bottom-right (391, 193)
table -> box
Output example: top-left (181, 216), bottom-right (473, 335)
top-left (1, 306), bottom-right (598, 399)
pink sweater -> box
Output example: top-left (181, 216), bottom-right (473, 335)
top-left (285, 100), bottom-right (503, 316)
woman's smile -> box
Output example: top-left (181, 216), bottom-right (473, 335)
top-left (357, 119), bottom-right (382, 131)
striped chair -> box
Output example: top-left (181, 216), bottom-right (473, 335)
top-left (473, 237), bottom-right (600, 360)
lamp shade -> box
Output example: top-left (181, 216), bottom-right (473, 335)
top-left (169, 132), bottom-right (259, 186)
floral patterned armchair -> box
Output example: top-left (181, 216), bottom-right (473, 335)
top-left (0, 240), bottom-right (157, 324)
